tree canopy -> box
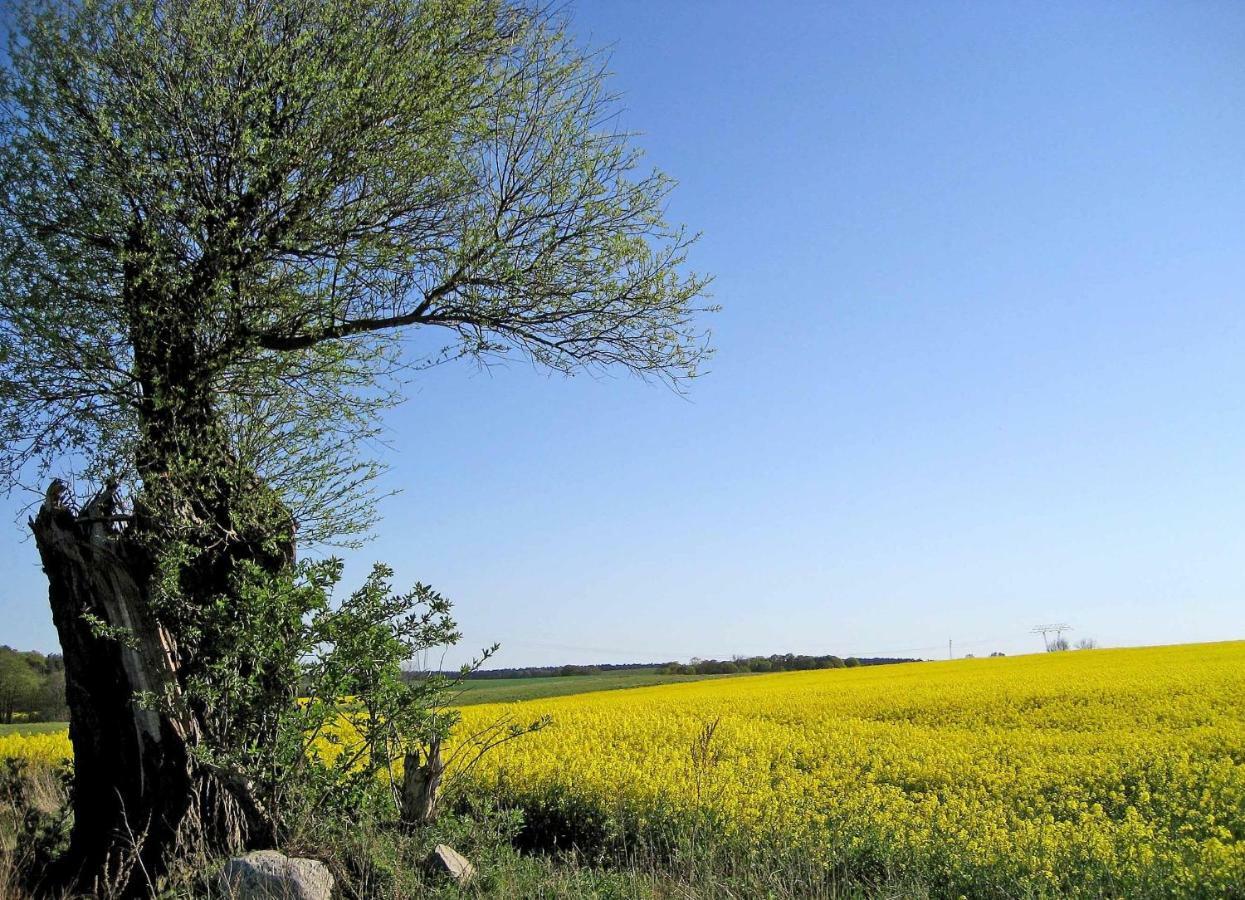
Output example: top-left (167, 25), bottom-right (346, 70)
top-left (0, 0), bottom-right (711, 543)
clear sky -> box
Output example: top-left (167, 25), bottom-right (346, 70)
top-left (3, 0), bottom-right (1245, 666)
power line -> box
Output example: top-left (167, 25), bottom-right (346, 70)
top-left (1030, 623), bottom-right (1072, 652)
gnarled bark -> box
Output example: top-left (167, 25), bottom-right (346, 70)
top-left (31, 491), bottom-right (268, 896)
top-left (400, 737), bottom-right (444, 826)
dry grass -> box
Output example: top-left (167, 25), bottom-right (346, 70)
top-left (0, 759), bottom-right (69, 900)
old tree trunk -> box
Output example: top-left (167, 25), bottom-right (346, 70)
top-left (32, 481), bottom-right (291, 894)
top-left (29, 260), bottom-right (295, 894)
top-left (34, 501), bottom-right (222, 891)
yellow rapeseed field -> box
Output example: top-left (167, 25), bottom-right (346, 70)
top-left (0, 730), bottom-right (71, 767)
top-left (4, 642), bottom-right (1243, 896)
top-left (454, 641), bottom-right (1245, 897)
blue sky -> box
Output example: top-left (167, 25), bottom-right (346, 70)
top-left (4, 0), bottom-right (1245, 665)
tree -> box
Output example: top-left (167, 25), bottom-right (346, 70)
top-left (0, 0), bottom-right (710, 891)
top-left (0, 650), bottom-right (42, 723)
top-left (34, 666), bottom-right (68, 721)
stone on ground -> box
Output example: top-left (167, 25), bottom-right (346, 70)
top-left (424, 843), bottom-right (476, 884)
top-left (219, 849), bottom-right (334, 900)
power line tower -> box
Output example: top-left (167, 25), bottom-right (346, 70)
top-left (1031, 623), bottom-right (1072, 652)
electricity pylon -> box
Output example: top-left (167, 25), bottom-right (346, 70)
top-left (1031, 623), bottom-right (1072, 651)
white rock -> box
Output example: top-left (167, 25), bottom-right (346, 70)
top-left (424, 843), bottom-right (475, 884)
top-left (220, 850), bottom-right (334, 900)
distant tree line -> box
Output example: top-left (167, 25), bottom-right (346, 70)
top-left (407, 662), bottom-right (660, 682)
top-left (404, 655), bottom-right (921, 683)
top-left (659, 654), bottom-right (917, 676)
top-left (0, 646), bottom-right (69, 722)
top-left (467, 663), bottom-right (613, 678)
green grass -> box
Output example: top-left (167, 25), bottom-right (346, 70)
top-left (0, 722), bottom-right (67, 736)
top-left (273, 798), bottom-right (922, 900)
top-left (447, 669), bottom-right (729, 706)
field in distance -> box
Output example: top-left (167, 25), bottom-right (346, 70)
top-left (448, 668), bottom-right (725, 706)
top-left (0, 668), bottom-right (729, 736)
top-left (0, 721), bottom-right (69, 737)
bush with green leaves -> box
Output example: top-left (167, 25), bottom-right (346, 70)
top-left (160, 558), bottom-right (493, 839)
